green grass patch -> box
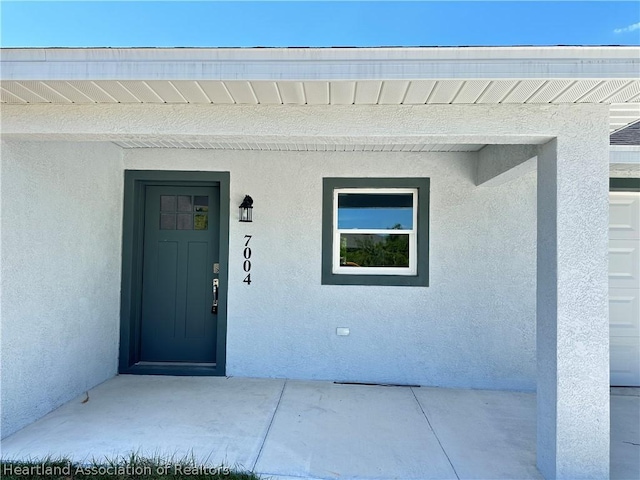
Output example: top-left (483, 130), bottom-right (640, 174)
top-left (0, 453), bottom-right (261, 480)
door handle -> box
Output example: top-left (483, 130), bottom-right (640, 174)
top-left (211, 278), bottom-right (219, 314)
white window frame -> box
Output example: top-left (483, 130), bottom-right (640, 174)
top-left (332, 187), bottom-right (418, 276)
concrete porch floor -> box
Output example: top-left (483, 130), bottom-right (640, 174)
top-left (1, 376), bottom-right (638, 480)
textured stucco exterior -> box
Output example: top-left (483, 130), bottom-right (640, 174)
top-left (0, 101), bottom-right (614, 478)
top-left (124, 148), bottom-right (538, 389)
top-left (0, 141), bottom-right (124, 438)
top-left (476, 144), bottom-right (538, 186)
top-left (0, 103), bottom-right (582, 144)
top-left (537, 129), bottom-right (611, 478)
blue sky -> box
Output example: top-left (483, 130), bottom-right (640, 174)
top-left (1, 1), bottom-right (639, 48)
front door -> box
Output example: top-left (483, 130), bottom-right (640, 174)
top-left (140, 185), bottom-right (219, 364)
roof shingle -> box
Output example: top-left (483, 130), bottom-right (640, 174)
top-left (611, 121), bottom-right (640, 145)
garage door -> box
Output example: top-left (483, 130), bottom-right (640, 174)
top-left (610, 189), bottom-right (640, 386)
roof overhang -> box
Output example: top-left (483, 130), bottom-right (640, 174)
top-left (2, 47), bottom-right (639, 133)
top-left (2, 46), bottom-right (639, 80)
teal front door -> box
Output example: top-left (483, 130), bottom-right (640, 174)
top-left (140, 186), bottom-right (220, 363)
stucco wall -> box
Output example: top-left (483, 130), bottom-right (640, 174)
top-left (125, 148), bottom-right (538, 391)
top-left (0, 140), bottom-right (124, 438)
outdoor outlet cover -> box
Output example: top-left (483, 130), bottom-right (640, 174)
top-left (336, 327), bottom-right (350, 336)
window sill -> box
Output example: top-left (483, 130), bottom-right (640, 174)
top-left (321, 272), bottom-right (428, 287)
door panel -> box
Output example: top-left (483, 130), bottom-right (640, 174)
top-left (610, 192), bottom-right (640, 240)
top-left (610, 289), bottom-right (640, 336)
top-left (185, 241), bottom-right (209, 338)
top-left (609, 239), bottom-right (639, 289)
top-left (141, 186), bottom-right (219, 363)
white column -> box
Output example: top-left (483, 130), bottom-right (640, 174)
top-left (536, 132), bottom-right (610, 478)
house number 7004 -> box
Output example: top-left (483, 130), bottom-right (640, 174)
top-left (243, 235), bottom-right (252, 285)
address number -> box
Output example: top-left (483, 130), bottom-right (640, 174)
top-left (243, 235), bottom-right (252, 285)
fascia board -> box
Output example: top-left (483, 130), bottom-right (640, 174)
top-left (2, 47), bottom-right (639, 81)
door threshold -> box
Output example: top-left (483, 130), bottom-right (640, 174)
top-left (121, 362), bottom-right (221, 376)
top-left (135, 361), bottom-right (217, 367)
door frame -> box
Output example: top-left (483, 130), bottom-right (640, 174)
top-left (119, 170), bottom-right (230, 376)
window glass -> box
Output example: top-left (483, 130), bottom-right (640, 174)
top-left (338, 193), bottom-right (413, 230)
top-left (177, 195), bottom-right (192, 212)
top-left (194, 213), bottom-right (208, 230)
top-left (160, 195), bottom-right (176, 212)
top-left (177, 213), bottom-right (193, 230)
top-left (194, 196), bottom-right (209, 212)
top-left (340, 234), bottom-right (410, 268)
top-left (159, 195), bottom-right (209, 231)
top-left (160, 213), bottom-right (176, 230)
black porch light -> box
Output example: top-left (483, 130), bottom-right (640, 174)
top-left (239, 195), bottom-right (253, 222)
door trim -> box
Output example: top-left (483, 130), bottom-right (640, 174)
top-left (119, 170), bottom-right (230, 376)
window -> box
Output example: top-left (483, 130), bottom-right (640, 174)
top-left (159, 195), bottom-right (209, 230)
top-left (334, 189), bottom-right (417, 275)
top-left (322, 178), bottom-right (430, 286)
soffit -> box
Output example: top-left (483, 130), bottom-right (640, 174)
top-left (2, 47), bottom-right (638, 134)
top-left (2, 79), bottom-right (638, 133)
top-left (112, 139), bottom-right (485, 152)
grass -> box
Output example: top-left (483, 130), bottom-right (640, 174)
top-left (0, 453), bottom-right (262, 480)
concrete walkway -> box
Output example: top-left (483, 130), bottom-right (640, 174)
top-left (1, 376), bottom-right (638, 480)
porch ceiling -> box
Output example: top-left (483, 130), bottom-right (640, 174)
top-left (2, 47), bottom-right (639, 133)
